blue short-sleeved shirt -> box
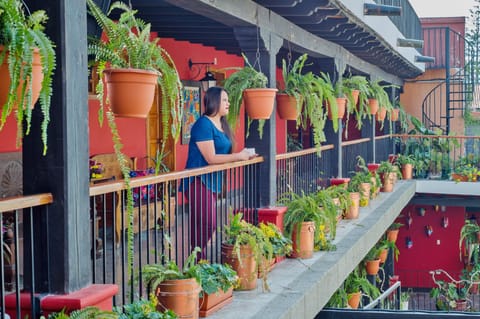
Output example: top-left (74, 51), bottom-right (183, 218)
top-left (184, 116), bottom-right (232, 193)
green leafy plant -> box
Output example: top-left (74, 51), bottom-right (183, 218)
top-left (388, 222), bottom-right (404, 231)
top-left (279, 53), bottom-right (331, 152)
top-left (223, 54), bottom-right (270, 138)
top-left (377, 238), bottom-right (400, 262)
top-left (47, 306), bottom-right (118, 319)
top-left (86, 0), bottom-right (183, 150)
top-left (343, 75), bottom-right (371, 129)
top-left (0, 0), bottom-right (56, 154)
top-left (396, 154), bottom-right (416, 166)
top-left (142, 247), bottom-right (202, 289)
top-left (115, 295), bottom-right (177, 319)
top-left (259, 222), bottom-right (292, 257)
top-left (222, 213), bottom-right (273, 291)
top-left (459, 220), bottom-right (480, 264)
top-left (430, 269), bottom-right (471, 311)
top-left (197, 260), bottom-right (239, 295)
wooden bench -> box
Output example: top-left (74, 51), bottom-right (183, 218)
top-left (90, 153), bottom-right (175, 244)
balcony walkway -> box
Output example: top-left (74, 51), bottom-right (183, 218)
top-left (208, 180), bottom-right (416, 319)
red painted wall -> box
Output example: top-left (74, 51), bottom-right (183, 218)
top-left (0, 113), bottom-right (21, 152)
top-left (395, 204), bottom-right (466, 288)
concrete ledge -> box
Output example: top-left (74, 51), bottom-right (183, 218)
top-left (207, 181), bottom-right (416, 319)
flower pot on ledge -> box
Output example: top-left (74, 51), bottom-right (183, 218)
top-left (199, 288), bottom-right (233, 317)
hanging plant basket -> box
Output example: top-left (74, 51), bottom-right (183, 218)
top-left (243, 88), bottom-right (277, 119)
top-left (376, 106), bottom-right (387, 121)
top-left (104, 68), bottom-right (159, 118)
top-left (276, 93), bottom-right (300, 120)
top-left (327, 97), bottom-right (347, 120)
top-left (0, 46), bottom-right (43, 111)
top-left (390, 108), bottom-right (400, 121)
top-left (368, 98), bottom-right (379, 115)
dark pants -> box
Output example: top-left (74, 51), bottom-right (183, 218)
top-left (187, 177), bottom-right (217, 259)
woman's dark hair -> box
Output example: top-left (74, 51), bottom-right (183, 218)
top-left (203, 87), bottom-right (234, 147)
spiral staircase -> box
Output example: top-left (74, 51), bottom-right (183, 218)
top-left (421, 27), bottom-right (478, 134)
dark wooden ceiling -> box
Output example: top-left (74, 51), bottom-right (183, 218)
top-left (119, 0), bottom-right (422, 79)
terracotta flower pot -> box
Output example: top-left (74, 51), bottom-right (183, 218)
top-left (276, 93), bottom-right (299, 120)
top-left (401, 163), bottom-right (413, 180)
top-left (104, 68), bottom-right (159, 118)
top-left (351, 89), bottom-right (360, 106)
top-left (243, 88), bottom-right (277, 119)
top-left (376, 106), bottom-right (387, 121)
top-left (221, 243), bottom-right (257, 290)
top-left (327, 97), bottom-right (347, 120)
top-left (390, 108), bottom-right (399, 121)
top-left (365, 258), bottom-right (381, 275)
top-left (345, 192), bottom-right (360, 219)
top-left (0, 45), bottom-right (43, 110)
top-left (199, 288), bottom-right (233, 317)
top-left (380, 172), bottom-right (395, 192)
top-left (156, 278), bottom-right (201, 319)
top-left (347, 291), bottom-right (362, 309)
top-left (359, 182), bottom-right (371, 207)
top-left (387, 229), bottom-right (399, 243)
top-left (368, 98), bottom-right (379, 115)
top-left (289, 221), bottom-right (315, 259)
top-left (378, 248), bottom-right (388, 264)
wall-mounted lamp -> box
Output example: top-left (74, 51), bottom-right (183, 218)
top-left (364, 3), bottom-right (402, 16)
top-left (415, 55), bottom-right (435, 63)
top-left (397, 38), bottom-right (424, 49)
top-left (188, 58), bottom-right (217, 91)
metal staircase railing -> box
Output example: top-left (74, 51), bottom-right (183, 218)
top-left (421, 27), bottom-right (476, 134)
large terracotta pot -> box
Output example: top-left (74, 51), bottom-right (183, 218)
top-left (365, 258), bottom-right (381, 275)
top-left (156, 278), bottom-right (201, 319)
top-left (276, 93), bottom-right (299, 120)
top-left (243, 88), bottom-right (277, 119)
top-left (104, 68), bottom-right (158, 118)
top-left (199, 288), bottom-right (233, 317)
top-left (348, 291), bottom-right (362, 309)
top-left (345, 192), bottom-right (360, 219)
top-left (368, 98), bottom-right (379, 115)
top-left (401, 164), bottom-right (413, 180)
top-left (221, 243), bottom-right (257, 290)
top-left (289, 221), bottom-right (315, 259)
top-left (0, 45), bottom-right (43, 110)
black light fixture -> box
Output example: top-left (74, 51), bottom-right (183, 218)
top-left (397, 38), bottom-right (424, 49)
top-left (364, 3), bottom-right (402, 16)
top-left (415, 55), bottom-right (435, 63)
top-left (188, 58), bottom-right (217, 91)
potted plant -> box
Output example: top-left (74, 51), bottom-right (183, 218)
top-left (396, 154), bottom-right (416, 180)
top-left (197, 260), bottom-right (239, 317)
top-left (386, 222), bottom-right (403, 243)
top-left (221, 213), bottom-right (273, 291)
top-left (367, 79), bottom-right (392, 120)
top-left (279, 192), bottom-right (324, 259)
top-left (400, 290), bottom-right (410, 310)
top-left (452, 163), bottom-right (480, 182)
top-left (430, 269), bottom-right (471, 311)
top-left (87, 0), bottom-right (183, 123)
top-left (115, 296), bottom-right (177, 319)
top-left (349, 170), bottom-right (373, 207)
top-left (459, 220), bottom-right (480, 265)
top-left (343, 75), bottom-right (371, 130)
top-left (345, 181), bottom-right (361, 220)
top-left (259, 222), bottom-right (292, 266)
top-left (223, 54), bottom-right (277, 138)
top-left (277, 53), bottom-right (331, 152)
top-left (363, 246), bottom-right (382, 276)
top-left (376, 238), bottom-right (400, 264)
top-left (344, 267), bottom-right (380, 308)
top-left (377, 160), bottom-right (397, 192)
top-left (0, 0), bottom-right (56, 155)
top-left (142, 247), bottom-right (203, 319)
top-left (319, 72), bottom-right (345, 122)
top-left (325, 184), bottom-right (353, 221)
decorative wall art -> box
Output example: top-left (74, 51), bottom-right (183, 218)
top-left (181, 81), bottom-right (202, 145)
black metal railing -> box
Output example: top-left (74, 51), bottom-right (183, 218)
top-left (0, 193), bottom-right (53, 319)
top-left (275, 145), bottom-right (335, 198)
top-left (89, 157), bottom-right (263, 306)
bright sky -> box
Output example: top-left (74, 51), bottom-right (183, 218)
top-left (408, 0), bottom-right (476, 18)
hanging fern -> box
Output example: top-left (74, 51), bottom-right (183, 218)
top-left (0, 0), bottom-right (56, 154)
